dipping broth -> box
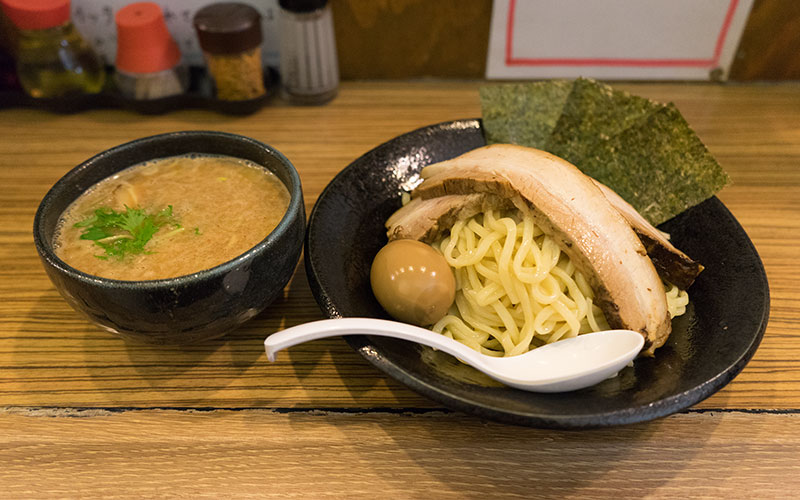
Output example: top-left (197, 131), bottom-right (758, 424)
top-left (54, 154), bottom-right (290, 280)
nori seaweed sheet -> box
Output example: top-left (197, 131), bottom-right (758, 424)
top-left (478, 78), bottom-right (730, 225)
top-left (579, 103), bottom-right (731, 226)
top-left (479, 80), bottom-right (572, 148)
top-left (544, 77), bottom-right (665, 166)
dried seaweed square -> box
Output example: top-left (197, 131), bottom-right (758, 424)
top-left (479, 80), bottom-right (572, 149)
top-left (545, 78), bottom-right (664, 167)
top-left (580, 103), bottom-right (731, 225)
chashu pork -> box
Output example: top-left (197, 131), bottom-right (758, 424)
top-left (386, 193), bottom-right (513, 242)
top-left (590, 179), bottom-right (703, 289)
top-left (410, 144), bottom-right (671, 354)
top-left (387, 183), bottom-right (703, 290)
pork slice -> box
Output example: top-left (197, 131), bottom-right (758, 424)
top-left (386, 193), bottom-right (513, 243)
top-left (415, 144), bottom-right (671, 354)
top-left (591, 179), bottom-right (703, 289)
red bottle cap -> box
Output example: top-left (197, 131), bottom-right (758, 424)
top-left (1, 0), bottom-right (71, 30)
top-left (115, 2), bottom-right (181, 73)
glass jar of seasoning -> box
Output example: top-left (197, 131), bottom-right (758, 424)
top-left (193, 3), bottom-right (266, 101)
top-left (114, 2), bottom-right (187, 100)
top-left (278, 0), bottom-right (339, 105)
top-left (0, 0), bottom-right (105, 98)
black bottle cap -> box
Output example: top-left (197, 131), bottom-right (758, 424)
top-left (193, 3), bottom-right (262, 54)
top-left (279, 0), bottom-right (328, 14)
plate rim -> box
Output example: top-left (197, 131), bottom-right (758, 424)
top-left (304, 118), bottom-right (771, 428)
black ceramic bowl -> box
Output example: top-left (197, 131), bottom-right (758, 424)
top-left (305, 119), bottom-right (769, 428)
top-left (34, 131), bottom-right (305, 344)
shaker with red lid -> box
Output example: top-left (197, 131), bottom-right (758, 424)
top-left (114, 2), bottom-right (187, 100)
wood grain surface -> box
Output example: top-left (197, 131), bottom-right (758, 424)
top-left (1, 81), bottom-right (799, 497)
top-left (333, 0), bottom-right (492, 79)
top-left (728, 0), bottom-right (800, 80)
top-left (2, 409), bottom-right (799, 499)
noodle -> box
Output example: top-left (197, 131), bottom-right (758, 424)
top-left (430, 208), bottom-right (689, 357)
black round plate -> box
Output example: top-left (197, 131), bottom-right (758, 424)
top-left (304, 119), bottom-right (770, 428)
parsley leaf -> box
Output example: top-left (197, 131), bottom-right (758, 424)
top-left (74, 205), bottom-right (181, 260)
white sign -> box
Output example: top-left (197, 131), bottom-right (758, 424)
top-left (486, 0), bottom-right (754, 80)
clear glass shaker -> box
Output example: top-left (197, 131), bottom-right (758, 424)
top-left (1, 0), bottom-right (105, 98)
top-left (193, 2), bottom-right (266, 101)
top-left (278, 0), bottom-right (339, 105)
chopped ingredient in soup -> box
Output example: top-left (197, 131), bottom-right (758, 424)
top-left (74, 205), bottom-right (181, 260)
top-left (55, 154), bottom-right (290, 281)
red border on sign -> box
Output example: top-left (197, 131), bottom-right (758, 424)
top-left (505, 0), bottom-right (739, 67)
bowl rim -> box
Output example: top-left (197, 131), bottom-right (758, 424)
top-left (33, 130), bottom-right (304, 290)
top-left (302, 118), bottom-right (771, 428)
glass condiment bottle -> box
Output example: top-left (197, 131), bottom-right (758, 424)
top-left (278, 0), bottom-right (339, 105)
top-left (193, 3), bottom-right (266, 101)
top-left (0, 0), bottom-right (105, 98)
top-left (114, 2), bottom-right (187, 100)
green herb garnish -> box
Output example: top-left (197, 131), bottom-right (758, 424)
top-left (74, 205), bottom-right (180, 260)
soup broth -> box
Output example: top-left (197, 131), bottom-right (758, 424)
top-left (55, 154), bottom-right (291, 280)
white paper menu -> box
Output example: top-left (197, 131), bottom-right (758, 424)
top-left (486, 0), bottom-right (754, 80)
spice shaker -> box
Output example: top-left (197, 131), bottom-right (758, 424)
top-left (114, 2), bottom-right (187, 100)
top-left (193, 3), bottom-right (266, 101)
top-left (278, 0), bottom-right (339, 105)
top-left (0, 0), bottom-right (105, 98)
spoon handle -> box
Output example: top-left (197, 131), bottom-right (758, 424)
top-left (264, 318), bottom-right (484, 365)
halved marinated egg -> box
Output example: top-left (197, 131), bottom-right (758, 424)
top-left (370, 239), bottom-right (456, 326)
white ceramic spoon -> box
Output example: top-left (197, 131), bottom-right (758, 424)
top-left (264, 318), bottom-right (644, 393)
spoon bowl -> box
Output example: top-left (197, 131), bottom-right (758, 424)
top-left (264, 318), bottom-right (644, 392)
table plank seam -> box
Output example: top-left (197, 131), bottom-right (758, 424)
top-left (3, 406), bottom-right (800, 417)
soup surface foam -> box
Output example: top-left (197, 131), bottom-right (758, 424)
top-left (55, 154), bottom-right (290, 280)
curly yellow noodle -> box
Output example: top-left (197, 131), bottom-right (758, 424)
top-left (430, 209), bottom-right (690, 357)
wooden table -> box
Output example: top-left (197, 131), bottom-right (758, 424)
top-left (1, 82), bottom-right (799, 498)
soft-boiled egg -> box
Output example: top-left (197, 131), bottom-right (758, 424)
top-left (370, 239), bottom-right (456, 326)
